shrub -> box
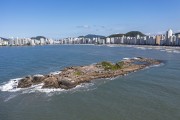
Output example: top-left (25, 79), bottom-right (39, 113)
top-left (100, 61), bottom-right (124, 70)
top-left (74, 71), bottom-right (82, 76)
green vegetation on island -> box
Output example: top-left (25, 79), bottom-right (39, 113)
top-left (74, 71), bottom-right (82, 76)
top-left (100, 61), bottom-right (124, 70)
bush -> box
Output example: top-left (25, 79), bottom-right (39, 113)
top-left (100, 61), bottom-right (124, 70)
top-left (74, 71), bottom-right (82, 76)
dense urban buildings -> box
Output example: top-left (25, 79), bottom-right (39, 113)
top-left (0, 29), bottom-right (180, 46)
top-left (59, 29), bottom-right (180, 46)
top-left (0, 36), bottom-right (61, 46)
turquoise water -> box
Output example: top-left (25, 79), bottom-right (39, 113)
top-left (0, 45), bottom-right (180, 120)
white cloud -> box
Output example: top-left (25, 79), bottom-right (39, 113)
top-left (157, 31), bottom-right (165, 35)
top-left (76, 25), bottom-right (90, 29)
top-left (76, 25), bottom-right (107, 30)
top-left (145, 33), bottom-right (151, 35)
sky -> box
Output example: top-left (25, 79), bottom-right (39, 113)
top-left (0, 0), bottom-right (180, 38)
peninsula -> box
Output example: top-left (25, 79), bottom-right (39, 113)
top-left (17, 57), bottom-right (161, 89)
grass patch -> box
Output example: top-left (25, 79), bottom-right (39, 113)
top-left (100, 61), bottom-right (124, 70)
top-left (74, 71), bottom-right (82, 76)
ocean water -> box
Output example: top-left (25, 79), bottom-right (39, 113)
top-left (0, 45), bottom-right (180, 120)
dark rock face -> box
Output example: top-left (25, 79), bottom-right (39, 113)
top-left (17, 57), bottom-right (162, 90)
top-left (43, 76), bottom-right (59, 88)
top-left (32, 76), bottom-right (45, 84)
top-left (59, 80), bottom-right (78, 89)
top-left (17, 76), bottom-right (33, 88)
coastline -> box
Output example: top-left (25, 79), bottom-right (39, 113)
top-left (104, 44), bottom-right (180, 50)
top-left (1, 43), bottom-right (180, 50)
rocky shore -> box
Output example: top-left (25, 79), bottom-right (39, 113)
top-left (17, 57), bottom-right (161, 89)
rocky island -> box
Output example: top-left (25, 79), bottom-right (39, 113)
top-left (17, 57), bottom-right (161, 89)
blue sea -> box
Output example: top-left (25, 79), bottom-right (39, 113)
top-left (0, 45), bottom-right (180, 120)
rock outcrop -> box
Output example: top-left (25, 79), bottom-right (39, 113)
top-left (17, 57), bottom-right (162, 89)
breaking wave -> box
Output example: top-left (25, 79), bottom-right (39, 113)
top-left (0, 69), bottom-right (89, 94)
top-left (0, 78), bottom-right (95, 94)
top-left (0, 78), bottom-right (22, 92)
top-left (123, 58), bottom-right (130, 60)
top-left (136, 47), bottom-right (147, 50)
top-left (0, 80), bottom-right (95, 102)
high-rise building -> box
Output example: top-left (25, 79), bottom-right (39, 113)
top-left (40, 38), bottom-right (45, 45)
top-left (155, 35), bottom-right (162, 45)
top-left (166, 29), bottom-right (173, 39)
top-left (106, 38), bottom-right (111, 44)
top-left (0, 38), bottom-right (2, 46)
top-left (172, 35), bottom-right (176, 46)
top-left (166, 29), bottom-right (173, 45)
top-left (14, 37), bottom-right (19, 45)
top-left (175, 33), bottom-right (180, 46)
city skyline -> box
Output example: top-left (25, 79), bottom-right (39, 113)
top-left (1, 0), bottom-right (180, 38)
top-left (1, 28), bottom-right (180, 46)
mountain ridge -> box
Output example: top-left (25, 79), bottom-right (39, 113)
top-left (109, 31), bottom-right (146, 38)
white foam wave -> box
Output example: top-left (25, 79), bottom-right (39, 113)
top-left (147, 48), bottom-right (153, 49)
top-left (136, 47), bottom-right (146, 50)
top-left (145, 63), bottom-right (164, 69)
top-left (123, 57), bottom-right (141, 60)
top-left (20, 83), bottom-right (65, 94)
top-left (123, 58), bottom-right (130, 60)
top-left (0, 78), bottom-right (22, 92)
top-left (73, 83), bottom-right (94, 90)
top-left (154, 47), bottom-right (162, 50)
top-left (49, 71), bottom-right (61, 75)
top-left (133, 57), bottom-right (140, 60)
top-left (24, 82), bottom-right (95, 94)
top-left (163, 49), bottom-right (180, 54)
top-left (173, 50), bottom-right (180, 53)
top-left (152, 63), bottom-right (164, 67)
top-left (166, 50), bottom-right (173, 53)
top-left (107, 45), bottom-right (117, 48)
top-left (132, 46), bottom-right (180, 54)
top-left (109, 76), bottom-right (120, 81)
top-left (160, 49), bottom-right (166, 52)
top-left (4, 94), bottom-right (17, 102)
top-left (34, 74), bottom-right (44, 77)
top-left (0, 78), bottom-right (95, 94)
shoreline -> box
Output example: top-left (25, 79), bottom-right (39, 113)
top-left (1, 44), bottom-right (180, 50)
top-left (104, 44), bottom-right (180, 50)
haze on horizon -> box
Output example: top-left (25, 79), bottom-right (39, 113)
top-left (1, 0), bottom-right (180, 38)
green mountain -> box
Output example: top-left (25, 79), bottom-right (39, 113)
top-left (125, 31), bottom-right (146, 37)
top-left (175, 32), bottom-right (180, 35)
top-left (31, 36), bottom-right (46, 40)
top-left (108, 34), bottom-right (125, 38)
top-left (0, 37), bottom-right (9, 41)
top-left (78, 36), bottom-right (85, 38)
top-left (80, 34), bottom-right (105, 39)
top-left (108, 31), bottom-right (146, 38)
